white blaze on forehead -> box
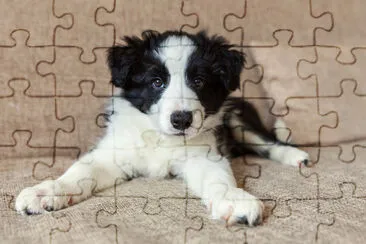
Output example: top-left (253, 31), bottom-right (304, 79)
top-left (156, 35), bottom-right (195, 62)
top-left (151, 35), bottom-right (205, 137)
top-left (155, 36), bottom-right (197, 103)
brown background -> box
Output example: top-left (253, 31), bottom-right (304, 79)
top-left (1, 0), bottom-right (365, 243)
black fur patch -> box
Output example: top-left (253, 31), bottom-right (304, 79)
top-left (185, 32), bottom-right (244, 116)
top-left (107, 31), bottom-right (170, 113)
top-left (107, 30), bottom-right (244, 115)
top-left (216, 97), bottom-right (278, 159)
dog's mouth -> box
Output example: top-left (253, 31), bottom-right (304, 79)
top-left (161, 130), bottom-right (187, 137)
top-left (171, 128), bottom-right (200, 138)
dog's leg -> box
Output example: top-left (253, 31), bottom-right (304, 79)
top-left (180, 157), bottom-right (263, 226)
top-left (241, 130), bottom-right (310, 166)
top-left (15, 146), bottom-right (134, 215)
top-left (230, 112), bottom-right (311, 167)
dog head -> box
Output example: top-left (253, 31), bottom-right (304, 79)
top-left (107, 30), bottom-right (244, 138)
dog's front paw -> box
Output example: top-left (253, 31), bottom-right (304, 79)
top-left (210, 188), bottom-right (264, 226)
top-left (16, 180), bottom-right (71, 215)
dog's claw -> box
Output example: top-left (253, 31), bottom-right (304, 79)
top-left (302, 159), bottom-right (308, 166)
top-left (44, 206), bottom-right (54, 212)
top-left (252, 215), bottom-right (263, 226)
top-left (25, 208), bottom-right (38, 215)
top-left (237, 216), bottom-right (249, 225)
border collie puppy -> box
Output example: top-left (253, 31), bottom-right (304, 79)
top-left (16, 30), bottom-right (310, 226)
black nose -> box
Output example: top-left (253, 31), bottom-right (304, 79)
top-left (170, 111), bottom-right (193, 130)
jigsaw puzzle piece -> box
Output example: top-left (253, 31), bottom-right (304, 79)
top-left (181, 0), bottom-right (244, 45)
top-left (0, 0), bottom-right (72, 46)
top-left (37, 47), bottom-right (112, 96)
top-left (0, 80), bottom-right (73, 146)
top-left (0, 131), bottom-right (54, 189)
top-left (230, 157), bottom-right (261, 190)
top-left (299, 47), bottom-right (366, 96)
top-left (224, 0), bottom-right (331, 46)
top-left (116, 121), bottom-right (222, 162)
top-left (4, 133), bottom-right (98, 215)
top-left (48, 197), bottom-right (120, 243)
top-left (56, 81), bottom-right (110, 154)
top-left (240, 59), bottom-right (264, 93)
top-left (0, 193), bottom-right (15, 213)
top-left (317, 183), bottom-right (366, 243)
top-left (165, 131), bottom-right (224, 162)
top-left (242, 31), bottom-right (317, 115)
top-left (0, 131), bottom-right (82, 239)
top-left (233, 48), bottom-right (270, 126)
top-left (236, 97), bottom-right (335, 164)
top-left (313, 0), bottom-right (366, 63)
top-left (2, 210), bottom-right (71, 243)
top-left (3, 188), bottom-right (116, 242)
top-left (54, 0), bottom-right (114, 63)
top-left (238, 98), bottom-right (276, 136)
top-left (241, 155), bottom-right (318, 207)
top-left (96, 0), bottom-right (196, 43)
top-left (300, 146), bottom-right (366, 199)
top-left (96, 197), bottom-right (202, 244)
top-left (0, 30), bottom-right (54, 96)
top-left (0, 131), bottom-right (53, 161)
top-left (32, 147), bottom-right (80, 181)
top-left (94, 177), bottom-right (187, 216)
top-left (275, 97), bottom-right (337, 146)
top-left (245, 199), bottom-right (334, 243)
top-left (186, 198), bottom-right (252, 243)
top-left (319, 80), bottom-right (366, 161)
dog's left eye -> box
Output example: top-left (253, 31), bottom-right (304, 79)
top-left (151, 78), bottom-right (166, 89)
top-left (191, 78), bottom-right (205, 90)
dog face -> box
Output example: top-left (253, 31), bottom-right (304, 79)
top-left (108, 31), bottom-right (244, 138)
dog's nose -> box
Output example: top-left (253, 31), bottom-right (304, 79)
top-left (170, 111), bottom-right (193, 130)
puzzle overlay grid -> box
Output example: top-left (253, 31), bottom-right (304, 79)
top-left (1, 0), bottom-right (366, 243)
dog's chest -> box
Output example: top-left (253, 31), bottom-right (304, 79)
top-left (102, 99), bottom-right (222, 177)
top-left (102, 125), bottom-right (221, 177)
top-left (138, 131), bottom-right (222, 177)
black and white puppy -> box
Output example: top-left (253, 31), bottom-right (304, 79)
top-left (16, 30), bottom-right (310, 226)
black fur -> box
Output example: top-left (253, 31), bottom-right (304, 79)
top-left (186, 32), bottom-right (245, 116)
top-left (217, 98), bottom-right (279, 159)
top-left (107, 31), bottom-right (170, 112)
top-left (107, 30), bottom-right (244, 115)
top-left (107, 30), bottom-right (281, 160)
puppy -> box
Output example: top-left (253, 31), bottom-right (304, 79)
top-left (16, 30), bottom-right (310, 226)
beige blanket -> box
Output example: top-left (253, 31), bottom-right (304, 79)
top-left (1, 0), bottom-right (365, 243)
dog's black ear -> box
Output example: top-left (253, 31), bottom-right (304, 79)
top-left (216, 48), bottom-right (245, 91)
top-left (199, 31), bottom-right (245, 91)
top-left (107, 31), bottom-right (161, 88)
top-left (107, 44), bottom-right (137, 88)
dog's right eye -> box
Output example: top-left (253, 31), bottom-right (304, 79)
top-left (151, 78), bottom-right (166, 89)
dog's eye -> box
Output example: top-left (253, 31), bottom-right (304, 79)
top-left (151, 78), bottom-right (165, 89)
top-left (192, 78), bottom-right (205, 90)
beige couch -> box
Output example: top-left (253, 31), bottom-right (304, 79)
top-left (1, 0), bottom-right (365, 243)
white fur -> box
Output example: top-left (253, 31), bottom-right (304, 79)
top-left (149, 36), bottom-right (205, 138)
top-left (15, 35), bottom-right (309, 226)
top-left (274, 118), bottom-right (292, 143)
top-left (15, 97), bottom-right (263, 225)
top-left (269, 146), bottom-right (310, 166)
top-left (230, 113), bottom-right (309, 166)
